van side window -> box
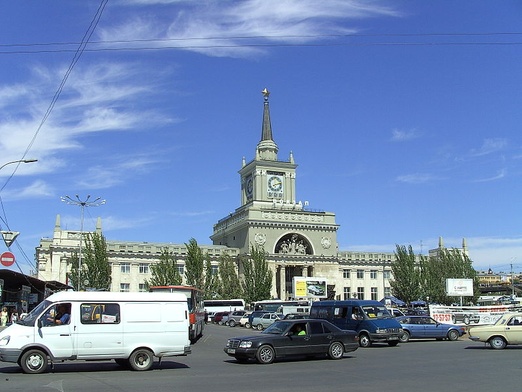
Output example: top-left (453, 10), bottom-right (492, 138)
top-left (81, 303), bottom-right (120, 324)
top-left (333, 307), bottom-right (348, 319)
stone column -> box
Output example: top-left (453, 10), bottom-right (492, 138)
top-left (279, 266), bottom-right (286, 300)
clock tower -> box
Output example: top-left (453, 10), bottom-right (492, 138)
top-left (211, 89), bottom-right (339, 300)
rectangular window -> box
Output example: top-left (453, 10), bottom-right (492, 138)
top-left (120, 263), bottom-right (131, 273)
top-left (343, 287), bottom-right (351, 300)
top-left (343, 269), bottom-right (350, 279)
top-left (177, 265), bottom-right (184, 275)
top-left (81, 303), bottom-right (120, 324)
top-left (384, 287), bottom-right (391, 297)
top-left (139, 263), bottom-right (149, 274)
top-left (357, 270), bottom-right (364, 279)
top-left (357, 287), bottom-right (364, 300)
top-left (370, 270), bottom-right (377, 279)
top-left (138, 283), bottom-right (147, 292)
top-left (120, 283), bottom-right (130, 292)
top-left (383, 270), bottom-right (391, 280)
top-left (211, 266), bottom-right (219, 275)
top-left (371, 287), bottom-right (378, 300)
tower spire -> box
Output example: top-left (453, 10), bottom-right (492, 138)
top-left (256, 88), bottom-right (278, 161)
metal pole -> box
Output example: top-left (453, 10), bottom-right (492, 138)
top-left (61, 195), bottom-right (105, 290)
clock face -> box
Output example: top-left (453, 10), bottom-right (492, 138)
top-left (267, 175), bottom-right (284, 198)
top-left (246, 177), bottom-right (253, 197)
top-left (268, 175), bottom-right (283, 192)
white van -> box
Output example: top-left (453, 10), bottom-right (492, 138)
top-left (0, 291), bottom-right (191, 374)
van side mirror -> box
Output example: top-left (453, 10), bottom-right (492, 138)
top-left (37, 319), bottom-right (42, 329)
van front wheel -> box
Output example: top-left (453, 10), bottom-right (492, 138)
top-left (359, 333), bottom-right (371, 348)
top-left (129, 348), bottom-right (154, 371)
top-left (20, 349), bottom-right (48, 374)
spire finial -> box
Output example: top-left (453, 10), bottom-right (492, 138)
top-left (262, 88), bottom-right (270, 101)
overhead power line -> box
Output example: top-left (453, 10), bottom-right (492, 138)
top-left (0, 31), bottom-right (521, 54)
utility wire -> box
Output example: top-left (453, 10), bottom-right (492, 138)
top-left (0, 31), bottom-right (521, 54)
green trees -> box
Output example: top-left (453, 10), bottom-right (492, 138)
top-left (390, 244), bottom-right (478, 305)
top-left (67, 232), bottom-right (111, 291)
top-left (390, 245), bottom-right (422, 304)
top-left (241, 245), bottom-right (273, 304)
top-left (146, 248), bottom-right (182, 288)
top-left (217, 253), bottom-right (243, 300)
top-left (144, 239), bottom-right (272, 302)
top-left (420, 248), bottom-right (478, 305)
top-left (184, 238), bottom-right (205, 289)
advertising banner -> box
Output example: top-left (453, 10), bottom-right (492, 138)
top-left (446, 278), bottom-right (474, 296)
top-left (293, 277), bottom-right (327, 299)
top-left (429, 304), bottom-right (522, 326)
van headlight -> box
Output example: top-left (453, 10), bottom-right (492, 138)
top-left (239, 341), bottom-right (252, 348)
top-left (0, 336), bottom-right (10, 346)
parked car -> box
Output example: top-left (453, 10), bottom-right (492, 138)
top-left (245, 311), bottom-right (269, 329)
top-left (468, 313), bottom-right (522, 349)
top-left (224, 319), bottom-right (359, 364)
top-left (283, 313), bottom-right (309, 320)
top-left (252, 312), bottom-right (282, 330)
top-left (213, 312), bottom-right (229, 325)
top-left (239, 312), bottom-right (252, 327)
top-left (227, 310), bottom-right (248, 327)
top-left (397, 316), bottom-right (466, 342)
top-left (308, 285), bottom-right (325, 296)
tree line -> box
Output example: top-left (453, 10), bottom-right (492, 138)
top-left (67, 235), bottom-right (272, 304)
top-left (390, 244), bottom-right (479, 306)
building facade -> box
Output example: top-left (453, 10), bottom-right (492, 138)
top-left (36, 89), bottom-right (467, 301)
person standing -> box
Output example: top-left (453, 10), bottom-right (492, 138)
top-left (0, 307), bottom-right (8, 327)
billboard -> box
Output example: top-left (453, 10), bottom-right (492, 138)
top-left (446, 278), bottom-right (474, 297)
top-left (293, 277), bottom-right (328, 299)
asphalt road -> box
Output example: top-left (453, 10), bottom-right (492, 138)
top-left (0, 323), bottom-right (519, 392)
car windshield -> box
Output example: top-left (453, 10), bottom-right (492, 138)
top-left (361, 305), bottom-right (392, 319)
top-left (263, 321), bottom-right (292, 335)
top-left (19, 299), bottom-right (52, 326)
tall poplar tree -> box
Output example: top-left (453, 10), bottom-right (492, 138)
top-left (146, 248), bottom-right (182, 288)
top-left (390, 244), bottom-right (422, 304)
top-left (184, 238), bottom-right (205, 289)
top-left (241, 245), bottom-right (272, 304)
top-left (217, 253), bottom-right (243, 299)
top-left (81, 232), bottom-right (112, 291)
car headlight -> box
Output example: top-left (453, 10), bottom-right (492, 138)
top-left (375, 328), bottom-right (386, 334)
top-left (0, 335), bottom-right (10, 346)
top-left (239, 341), bottom-right (253, 348)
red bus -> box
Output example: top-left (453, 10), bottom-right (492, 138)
top-left (149, 285), bottom-right (205, 342)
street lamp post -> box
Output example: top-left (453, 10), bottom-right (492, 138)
top-left (61, 195), bottom-right (106, 290)
top-left (0, 159), bottom-right (38, 173)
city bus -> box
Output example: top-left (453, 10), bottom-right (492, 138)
top-left (202, 299), bottom-right (245, 321)
top-left (252, 299), bottom-right (309, 313)
top-left (149, 285), bottom-right (205, 342)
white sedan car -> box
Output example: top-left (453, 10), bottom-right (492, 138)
top-left (468, 312), bottom-right (522, 349)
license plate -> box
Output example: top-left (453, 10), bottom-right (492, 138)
top-left (227, 348), bottom-right (236, 354)
top-left (389, 336), bottom-right (399, 340)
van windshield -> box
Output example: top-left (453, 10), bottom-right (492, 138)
top-left (19, 300), bottom-right (52, 326)
top-left (361, 305), bottom-right (392, 319)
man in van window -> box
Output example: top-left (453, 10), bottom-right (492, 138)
top-left (352, 307), bottom-right (363, 321)
top-left (47, 304), bottom-right (71, 326)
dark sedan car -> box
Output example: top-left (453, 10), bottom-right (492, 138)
top-left (397, 315), bottom-right (466, 342)
top-left (224, 319), bottom-right (359, 364)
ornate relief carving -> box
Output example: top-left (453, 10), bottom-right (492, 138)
top-left (275, 233), bottom-right (312, 255)
top-left (321, 236), bottom-right (332, 249)
top-left (254, 233), bottom-right (267, 246)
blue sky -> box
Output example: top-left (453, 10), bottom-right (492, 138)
top-left (1, 1), bottom-right (521, 276)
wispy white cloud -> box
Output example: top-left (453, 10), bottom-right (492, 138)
top-left (468, 138), bottom-right (507, 158)
top-left (99, 0), bottom-right (401, 58)
top-left (0, 180), bottom-right (55, 201)
top-left (390, 128), bottom-right (421, 142)
top-left (472, 168), bottom-right (506, 183)
top-left (395, 173), bottom-right (441, 184)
